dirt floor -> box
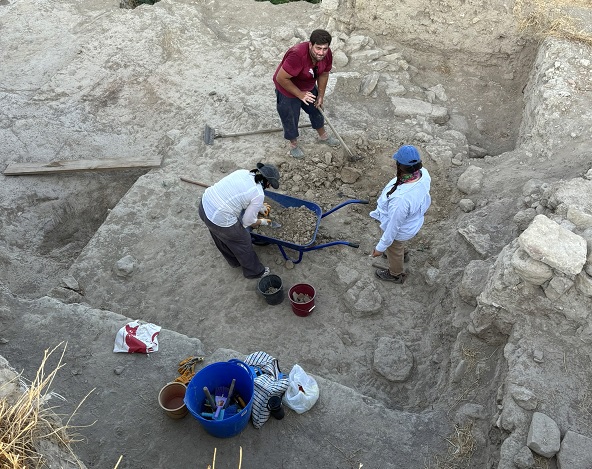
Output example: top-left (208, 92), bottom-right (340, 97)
top-left (1, 0), bottom-right (592, 468)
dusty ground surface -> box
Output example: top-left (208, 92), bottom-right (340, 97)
top-left (1, 0), bottom-right (592, 468)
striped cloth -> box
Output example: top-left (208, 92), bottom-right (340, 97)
top-left (244, 351), bottom-right (289, 429)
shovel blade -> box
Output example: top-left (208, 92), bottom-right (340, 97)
top-left (203, 124), bottom-right (216, 145)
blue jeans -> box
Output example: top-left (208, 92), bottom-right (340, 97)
top-left (275, 88), bottom-right (324, 141)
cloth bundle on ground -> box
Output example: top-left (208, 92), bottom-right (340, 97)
top-left (244, 351), bottom-right (289, 428)
top-left (113, 320), bottom-right (161, 353)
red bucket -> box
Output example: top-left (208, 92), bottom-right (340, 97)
top-left (288, 283), bottom-right (316, 317)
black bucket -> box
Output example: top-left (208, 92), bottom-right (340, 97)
top-left (257, 274), bottom-right (284, 305)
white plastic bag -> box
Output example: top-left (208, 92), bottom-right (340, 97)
top-left (282, 364), bottom-right (319, 414)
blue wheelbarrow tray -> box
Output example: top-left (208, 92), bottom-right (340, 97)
top-left (251, 190), bottom-right (368, 264)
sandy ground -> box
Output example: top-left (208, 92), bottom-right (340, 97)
top-left (2, 0), bottom-right (592, 468)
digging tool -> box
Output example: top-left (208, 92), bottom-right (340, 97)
top-left (317, 108), bottom-right (363, 161)
top-left (203, 123), bottom-right (312, 145)
top-left (180, 177), bottom-right (210, 188)
top-left (180, 177), bottom-right (281, 228)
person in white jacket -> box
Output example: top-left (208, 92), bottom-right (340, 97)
top-left (198, 163), bottom-right (280, 279)
top-left (370, 145), bottom-right (431, 283)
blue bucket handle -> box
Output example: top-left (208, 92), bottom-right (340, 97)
top-left (227, 359), bottom-right (256, 381)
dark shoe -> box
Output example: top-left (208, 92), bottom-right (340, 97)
top-left (382, 252), bottom-right (410, 262)
top-left (375, 269), bottom-right (406, 283)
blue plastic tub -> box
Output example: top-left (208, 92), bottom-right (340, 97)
top-left (184, 359), bottom-right (254, 438)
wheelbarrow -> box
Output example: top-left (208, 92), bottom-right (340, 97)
top-left (251, 191), bottom-right (368, 264)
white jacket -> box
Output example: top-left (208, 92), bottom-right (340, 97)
top-left (201, 169), bottom-right (264, 228)
top-left (370, 168), bottom-right (431, 252)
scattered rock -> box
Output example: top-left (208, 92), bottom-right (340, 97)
top-left (575, 270), bottom-right (592, 297)
top-left (543, 276), bottom-right (574, 301)
top-left (518, 215), bottom-right (587, 276)
top-left (458, 225), bottom-right (492, 258)
top-left (344, 279), bottom-right (383, 316)
top-left (527, 412), bottom-right (561, 458)
top-left (340, 167), bottom-right (362, 184)
top-left (557, 430), bottom-right (592, 469)
top-left (458, 198), bottom-right (475, 212)
top-left (60, 275), bottom-right (80, 291)
top-left (372, 337), bottom-right (414, 382)
top-left (510, 247), bottom-right (553, 285)
top-left (457, 166), bottom-right (484, 195)
top-left (513, 445), bottom-right (535, 469)
top-left (510, 385), bottom-right (538, 411)
top-left (459, 259), bottom-right (491, 306)
top-left (114, 255), bottom-right (137, 278)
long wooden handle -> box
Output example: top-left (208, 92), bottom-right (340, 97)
top-left (217, 123), bottom-right (312, 139)
top-left (318, 108), bottom-right (356, 159)
top-left (180, 177), bottom-right (210, 188)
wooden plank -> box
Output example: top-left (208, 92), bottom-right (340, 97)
top-left (3, 157), bottom-right (162, 176)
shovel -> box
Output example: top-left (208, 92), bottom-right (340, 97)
top-left (318, 107), bottom-right (363, 161)
top-left (204, 123), bottom-right (312, 145)
top-left (180, 177), bottom-right (281, 228)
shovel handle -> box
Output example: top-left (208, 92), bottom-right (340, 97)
top-left (317, 108), bottom-right (356, 160)
top-left (180, 177), bottom-right (210, 188)
top-left (215, 123), bottom-right (312, 139)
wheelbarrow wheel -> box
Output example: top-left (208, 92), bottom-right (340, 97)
top-left (251, 237), bottom-right (270, 246)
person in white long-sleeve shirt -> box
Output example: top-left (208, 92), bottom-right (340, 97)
top-left (370, 145), bottom-right (431, 283)
top-left (198, 163), bottom-right (280, 279)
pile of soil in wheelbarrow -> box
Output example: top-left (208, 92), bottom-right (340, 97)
top-left (253, 204), bottom-right (317, 245)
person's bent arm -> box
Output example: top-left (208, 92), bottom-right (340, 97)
top-left (243, 195), bottom-right (265, 228)
top-left (276, 67), bottom-right (316, 105)
top-left (315, 72), bottom-right (329, 108)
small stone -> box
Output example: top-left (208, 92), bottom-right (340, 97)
top-left (285, 260), bottom-right (295, 270)
top-left (114, 255), bottom-right (137, 278)
top-left (533, 350), bottom-right (544, 363)
top-left (459, 199), bottom-right (475, 213)
top-left (0, 338), bottom-right (8, 344)
top-left (114, 366), bottom-right (125, 375)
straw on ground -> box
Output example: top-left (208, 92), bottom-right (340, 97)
top-left (514, 0), bottom-right (592, 45)
top-left (0, 342), bottom-right (92, 469)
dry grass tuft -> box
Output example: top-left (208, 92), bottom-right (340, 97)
top-left (514, 0), bottom-right (592, 45)
top-left (0, 343), bottom-right (91, 469)
top-left (423, 421), bottom-right (476, 469)
top-left (533, 453), bottom-right (551, 469)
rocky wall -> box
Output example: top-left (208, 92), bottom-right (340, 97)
top-left (322, 0), bottom-right (528, 67)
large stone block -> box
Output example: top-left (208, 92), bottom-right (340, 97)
top-left (511, 247), bottom-right (553, 285)
top-left (518, 215), bottom-right (587, 276)
top-left (527, 412), bottom-right (561, 458)
top-left (557, 431), bottom-right (592, 469)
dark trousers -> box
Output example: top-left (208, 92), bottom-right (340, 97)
top-left (198, 200), bottom-right (265, 279)
top-left (275, 88), bottom-right (324, 141)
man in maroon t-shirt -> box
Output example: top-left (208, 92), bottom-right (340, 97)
top-left (273, 29), bottom-right (340, 159)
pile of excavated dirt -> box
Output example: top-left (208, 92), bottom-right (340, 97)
top-left (1, 0), bottom-right (592, 468)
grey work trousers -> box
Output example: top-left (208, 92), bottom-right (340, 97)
top-left (386, 239), bottom-right (405, 276)
top-left (198, 200), bottom-right (265, 279)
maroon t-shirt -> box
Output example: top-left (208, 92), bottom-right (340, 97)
top-left (273, 41), bottom-right (333, 98)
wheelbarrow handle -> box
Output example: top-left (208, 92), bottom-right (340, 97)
top-left (321, 199), bottom-right (369, 218)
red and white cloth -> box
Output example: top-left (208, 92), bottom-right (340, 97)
top-left (113, 321), bottom-right (161, 354)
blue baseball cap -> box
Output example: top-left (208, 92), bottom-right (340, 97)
top-left (393, 145), bottom-right (421, 165)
